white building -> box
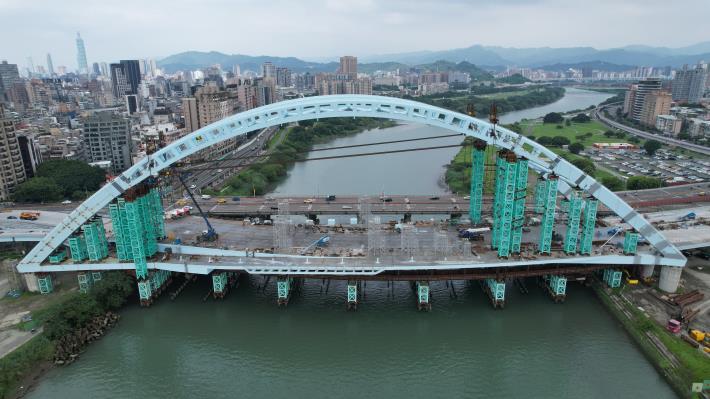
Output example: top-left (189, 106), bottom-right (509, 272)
top-left (655, 115), bottom-right (682, 136)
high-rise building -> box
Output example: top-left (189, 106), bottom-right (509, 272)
top-left (339, 56), bottom-right (357, 80)
top-left (110, 60), bottom-right (142, 98)
top-left (233, 64), bottom-right (241, 77)
top-left (0, 105), bottom-right (27, 201)
top-left (92, 62), bottom-right (101, 76)
top-left (17, 134), bottom-right (42, 178)
top-left (82, 111), bottom-right (132, 174)
top-left (639, 90), bottom-right (672, 127)
top-left (276, 67), bottom-right (292, 87)
top-left (75, 32), bottom-right (89, 74)
top-left (46, 53), bottom-right (54, 76)
top-left (624, 78), bottom-right (662, 121)
top-left (261, 62), bottom-right (276, 79)
top-left (182, 83), bottom-right (240, 158)
top-left (0, 61), bottom-right (20, 103)
top-left (672, 63), bottom-right (708, 104)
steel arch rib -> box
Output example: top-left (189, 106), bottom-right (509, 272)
top-left (16, 95), bottom-right (685, 272)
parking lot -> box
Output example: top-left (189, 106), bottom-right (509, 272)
top-left (584, 147), bottom-right (710, 185)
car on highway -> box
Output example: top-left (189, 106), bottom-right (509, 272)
top-left (189, 184), bottom-right (197, 190)
top-left (381, 197), bottom-right (393, 202)
top-left (61, 200), bottom-right (72, 204)
top-left (217, 169), bottom-right (223, 173)
top-left (7, 216), bottom-right (17, 219)
top-left (430, 196), bottom-right (440, 200)
top-left (201, 195), bottom-right (211, 200)
top-left (304, 198), bottom-right (314, 203)
top-left (342, 205), bottom-right (353, 209)
top-left (232, 196), bottom-right (240, 202)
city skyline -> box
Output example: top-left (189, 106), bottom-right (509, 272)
top-left (1, 0), bottom-right (710, 68)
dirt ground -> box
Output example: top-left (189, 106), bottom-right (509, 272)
top-left (624, 256), bottom-right (710, 332)
top-left (0, 260), bottom-right (76, 359)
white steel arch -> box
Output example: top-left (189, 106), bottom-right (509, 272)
top-left (16, 95), bottom-right (685, 272)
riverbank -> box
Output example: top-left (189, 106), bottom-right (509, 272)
top-left (0, 272), bottom-right (133, 398)
top-left (593, 281), bottom-right (710, 399)
top-left (212, 117), bottom-right (397, 196)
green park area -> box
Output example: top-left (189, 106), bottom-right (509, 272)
top-left (518, 119), bottom-right (637, 147)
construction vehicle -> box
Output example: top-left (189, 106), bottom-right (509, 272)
top-left (300, 235), bottom-right (330, 255)
top-left (19, 211), bottom-right (40, 221)
top-left (689, 329), bottom-right (706, 342)
top-left (678, 212), bottom-right (696, 222)
top-left (667, 319), bottom-right (681, 334)
top-left (217, 198), bottom-right (227, 204)
top-left (623, 269), bottom-right (639, 285)
top-left (176, 172), bottom-right (218, 242)
top-left (458, 227), bottom-right (490, 241)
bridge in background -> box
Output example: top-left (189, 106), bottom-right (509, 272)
top-left (4, 95), bottom-right (691, 308)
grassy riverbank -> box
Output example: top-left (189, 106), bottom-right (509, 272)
top-left (413, 86), bottom-right (565, 116)
top-left (213, 117), bottom-right (397, 196)
top-left (0, 272), bottom-right (134, 398)
top-left (593, 283), bottom-right (710, 399)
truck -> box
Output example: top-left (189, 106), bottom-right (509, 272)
top-left (19, 212), bottom-right (40, 221)
top-left (666, 319), bottom-right (681, 334)
top-left (458, 227), bottom-right (490, 241)
top-left (678, 212), bottom-right (696, 222)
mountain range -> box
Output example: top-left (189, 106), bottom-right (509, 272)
top-left (157, 42), bottom-right (710, 74)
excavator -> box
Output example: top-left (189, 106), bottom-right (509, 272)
top-left (175, 171), bottom-right (219, 243)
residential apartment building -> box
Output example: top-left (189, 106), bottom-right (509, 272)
top-left (672, 63), bottom-right (708, 104)
top-left (639, 90), bottom-right (672, 127)
top-left (688, 118), bottom-right (710, 137)
top-left (182, 83), bottom-right (240, 159)
top-left (0, 105), bottom-right (27, 201)
top-left (655, 115), bottom-right (682, 136)
top-left (339, 56), bottom-right (358, 80)
top-left (623, 78), bottom-right (662, 121)
top-left (0, 61), bottom-right (20, 103)
top-left (82, 111), bottom-right (132, 174)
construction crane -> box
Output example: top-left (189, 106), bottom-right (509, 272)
top-left (175, 171), bottom-right (219, 242)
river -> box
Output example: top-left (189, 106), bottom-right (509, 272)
top-left (26, 87), bottom-right (676, 399)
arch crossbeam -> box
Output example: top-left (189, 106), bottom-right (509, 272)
top-left (16, 95), bottom-right (685, 272)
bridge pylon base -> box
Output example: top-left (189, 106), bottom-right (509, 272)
top-left (414, 281), bottom-right (431, 311)
top-left (346, 280), bottom-right (358, 310)
top-left (483, 279), bottom-right (505, 309)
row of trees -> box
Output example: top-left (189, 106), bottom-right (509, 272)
top-left (414, 87), bottom-right (566, 117)
top-left (13, 160), bottom-right (106, 203)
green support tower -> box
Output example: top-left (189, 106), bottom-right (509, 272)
top-left (91, 272), bottom-right (102, 282)
top-left (538, 175), bottom-right (559, 254)
top-left (469, 140), bottom-right (486, 224)
top-left (492, 151), bottom-right (517, 257)
top-left (37, 274), bottom-right (53, 294)
top-left (546, 275), bottom-right (567, 303)
top-left (49, 249), bottom-right (67, 264)
top-left (510, 159), bottom-right (528, 254)
top-left (485, 279), bottom-right (505, 309)
top-left (277, 276), bottom-right (293, 306)
top-left (125, 201), bottom-right (149, 279)
top-left (416, 281), bottom-right (431, 311)
top-left (579, 198), bottom-right (598, 255)
top-left (623, 231), bottom-right (639, 255)
top-left (138, 280), bottom-right (152, 303)
top-left (78, 273), bottom-right (93, 293)
top-left (533, 178), bottom-right (546, 214)
top-left (347, 281), bottom-right (358, 310)
top-left (212, 272), bottom-right (228, 298)
top-left (603, 269), bottom-right (623, 288)
top-left (563, 192), bottom-right (583, 254)
top-left (68, 235), bottom-right (88, 262)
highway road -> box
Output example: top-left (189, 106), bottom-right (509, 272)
top-left (595, 105), bottom-right (710, 156)
top-left (179, 126), bottom-right (279, 194)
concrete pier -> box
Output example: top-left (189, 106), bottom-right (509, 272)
top-left (658, 266), bottom-right (682, 293)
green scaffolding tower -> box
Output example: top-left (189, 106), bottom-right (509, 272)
top-left (125, 200), bottom-right (150, 279)
top-left (491, 151), bottom-right (517, 257)
top-left (579, 198), bottom-right (598, 255)
top-left (510, 159), bottom-right (528, 254)
top-left (538, 175), bottom-right (559, 254)
top-left (533, 178), bottom-right (546, 214)
top-left (68, 234), bottom-right (88, 262)
top-left (563, 192), bottom-right (583, 254)
top-left (82, 218), bottom-right (108, 262)
top-left (623, 231), bottom-right (639, 255)
top-left (469, 140), bottom-right (486, 224)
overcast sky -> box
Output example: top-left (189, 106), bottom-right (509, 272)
top-left (1, 0), bottom-right (709, 68)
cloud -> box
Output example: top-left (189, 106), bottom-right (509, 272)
top-left (1, 0), bottom-right (708, 69)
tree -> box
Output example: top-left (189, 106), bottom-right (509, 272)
top-left (12, 177), bottom-right (63, 203)
top-left (571, 158), bottom-right (596, 175)
top-left (536, 136), bottom-right (553, 145)
top-left (628, 136), bottom-right (641, 144)
top-left (36, 160), bottom-right (106, 198)
top-left (543, 112), bottom-right (564, 124)
top-left (600, 176), bottom-right (625, 191)
top-left (678, 132), bottom-right (691, 141)
top-left (568, 142), bottom-right (585, 154)
top-left (643, 139), bottom-right (662, 156)
top-left (90, 272), bottom-right (134, 311)
top-left (604, 130), bottom-right (616, 137)
top-left (551, 136), bottom-right (571, 147)
top-left (627, 176), bottom-right (663, 190)
top-left (571, 113), bottom-right (591, 123)
top-left (565, 119), bottom-right (571, 126)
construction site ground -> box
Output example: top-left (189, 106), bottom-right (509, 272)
top-left (0, 261), bottom-right (75, 359)
top-left (623, 255), bottom-right (710, 333)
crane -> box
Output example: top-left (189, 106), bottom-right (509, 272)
top-left (300, 235), bottom-right (330, 255)
top-left (175, 171), bottom-right (219, 242)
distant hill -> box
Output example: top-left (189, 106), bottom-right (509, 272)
top-left (158, 51), bottom-right (338, 74)
top-left (158, 41), bottom-right (710, 75)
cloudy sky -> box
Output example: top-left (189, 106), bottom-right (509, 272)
top-left (1, 0), bottom-right (709, 68)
